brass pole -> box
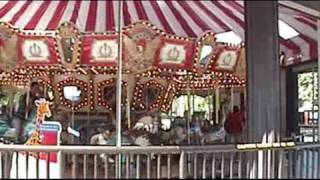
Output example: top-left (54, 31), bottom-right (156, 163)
top-left (115, 1), bottom-right (123, 178)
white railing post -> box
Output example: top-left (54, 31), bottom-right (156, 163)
top-left (179, 151), bottom-right (185, 179)
top-left (257, 150), bottom-right (264, 179)
top-left (278, 149), bottom-right (283, 178)
top-left (58, 151), bottom-right (63, 179)
top-left (317, 19), bottom-right (320, 142)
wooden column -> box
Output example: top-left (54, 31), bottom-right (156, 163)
top-left (245, 1), bottom-right (281, 143)
top-left (285, 69), bottom-right (299, 138)
top-left (245, 1), bottom-right (282, 178)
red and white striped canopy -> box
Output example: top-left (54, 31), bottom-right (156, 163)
top-left (0, 0), bottom-right (317, 66)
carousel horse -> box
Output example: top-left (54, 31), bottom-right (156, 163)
top-left (132, 115), bottom-right (160, 145)
top-left (201, 125), bottom-right (226, 144)
top-left (132, 115), bottom-right (155, 132)
top-left (200, 117), bottom-right (228, 144)
top-left (157, 125), bottom-right (187, 145)
top-left (10, 98), bottom-right (60, 179)
top-left (132, 115), bottom-right (188, 145)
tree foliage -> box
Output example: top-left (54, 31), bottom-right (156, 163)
top-left (298, 72), bottom-right (318, 109)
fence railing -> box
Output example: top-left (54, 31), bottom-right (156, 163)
top-left (299, 110), bottom-right (318, 126)
top-left (0, 142), bottom-right (320, 179)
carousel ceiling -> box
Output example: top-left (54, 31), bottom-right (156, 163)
top-left (0, 0), bottom-right (317, 66)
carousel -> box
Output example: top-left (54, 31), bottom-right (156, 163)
top-left (0, 19), bottom-right (246, 145)
top-left (0, 1), bottom-right (316, 147)
top-left (0, 1), bottom-right (317, 179)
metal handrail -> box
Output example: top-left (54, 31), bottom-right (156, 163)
top-left (0, 144), bottom-right (236, 154)
top-left (1, 142), bottom-right (318, 153)
top-left (0, 145), bottom-right (180, 154)
top-left (295, 142), bottom-right (320, 149)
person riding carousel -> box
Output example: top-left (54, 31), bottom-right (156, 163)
top-left (0, 105), bottom-right (10, 138)
top-left (190, 113), bottom-right (203, 145)
top-left (224, 106), bottom-right (245, 143)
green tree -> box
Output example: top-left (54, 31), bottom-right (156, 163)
top-left (298, 72), bottom-right (318, 109)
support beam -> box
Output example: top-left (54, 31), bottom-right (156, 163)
top-left (292, 1), bottom-right (320, 12)
top-left (230, 87), bottom-right (234, 110)
top-left (317, 19), bottom-right (320, 142)
top-left (279, 1), bottom-right (320, 18)
top-left (245, 1), bottom-right (281, 143)
top-left (245, 2), bottom-right (282, 178)
top-left (215, 88), bottom-right (220, 125)
top-left (116, 0), bottom-right (123, 148)
top-left (280, 66), bottom-right (287, 141)
top-left (115, 1), bottom-right (123, 178)
top-left (187, 75), bottom-right (191, 144)
top-left (285, 69), bottom-right (299, 137)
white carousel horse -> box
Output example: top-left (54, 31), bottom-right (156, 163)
top-left (132, 115), bottom-right (160, 145)
top-left (132, 115), bottom-right (187, 145)
top-left (132, 115), bottom-right (158, 133)
top-left (10, 98), bottom-right (60, 179)
top-left (201, 125), bottom-right (226, 144)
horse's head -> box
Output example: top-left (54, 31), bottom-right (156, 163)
top-left (35, 98), bottom-right (52, 118)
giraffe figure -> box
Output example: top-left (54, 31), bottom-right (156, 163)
top-left (25, 98), bottom-right (51, 146)
top-left (10, 99), bottom-right (61, 179)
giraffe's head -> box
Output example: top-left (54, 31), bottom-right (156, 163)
top-left (35, 98), bottom-right (52, 118)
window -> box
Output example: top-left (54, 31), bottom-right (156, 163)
top-left (278, 20), bottom-right (299, 40)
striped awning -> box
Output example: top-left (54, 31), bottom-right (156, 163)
top-left (0, 0), bottom-right (317, 66)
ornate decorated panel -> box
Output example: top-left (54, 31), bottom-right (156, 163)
top-left (194, 32), bottom-right (218, 74)
top-left (55, 76), bottom-right (89, 111)
top-left (234, 47), bottom-right (246, 80)
top-left (160, 81), bottom-right (181, 112)
top-left (132, 79), bottom-right (165, 111)
top-left (96, 77), bottom-right (127, 112)
top-left (123, 22), bottom-right (161, 73)
top-left (17, 35), bottom-right (59, 66)
top-left (154, 38), bottom-right (195, 70)
top-left (212, 45), bottom-right (241, 72)
top-left (0, 22), bottom-right (18, 72)
top-left (57, 22), bottom-right (81, 70)
top-left (81, 34), bottom-right (118, 66)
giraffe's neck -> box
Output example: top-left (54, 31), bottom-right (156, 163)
top-left (25, 114), bottom-right (45, 146)
top-left (36, 115), bottom-right (45, 127)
